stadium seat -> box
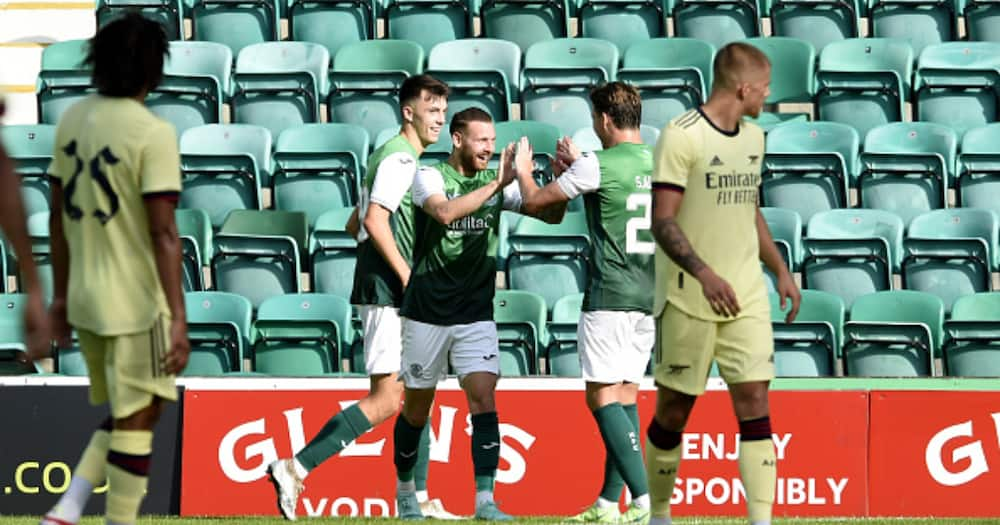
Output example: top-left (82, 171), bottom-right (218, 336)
top-left (253, 293), bottom-right (351, 375)
top-left (767, 0), bottom-right (860, 53)
top-left (150, 41), bottom-right (231, 139)
top-left (803, 209), bottom-right (904, 309)
top-left (570, 125), bottom-right (660, 152)
top-left (496, 210), bottom-right (521, 271)
top-left (844, 290), bottom-right (943, 376)
top-left (943, 292), bottom-right (1000, 377)
top-left (869, 0), bottom-right (959, 56)
top-left (914, 43), bottom-right (1000, 137)
top-left (287, 0), bottom-right (374, 59)
top-left (184, 291), bottom-right (254, 375)
top-left (494, 120), bottom-right (561, 184)
top-left (310, 208), bottom-right (358, 299)
top-left (26, 212), bottom-right (53, 302)
top-left (902, 208), bottom-right (998, 313)
top-left (55, 339), bottom-right (89, 376)
top-left (577, 0), bottom-right (666, 56)
top-left (521, 38), bottom-right (619, 136)
top-left (965, 0), bottom-right (1000, 42)
top-left (670, 0), bottom-right (761, 50)
top-left (546, 292), bottom-right (582, 377)
top-left (96, 0), bottom-right (184, 40)
top-left (493, 290), bottom-right (547, 376)
top-left (189, 0), bottom-right (279, 55)
top-left (177, 208), bottom-right (212, 292)
top-left (0, 344), bottom-right (42, 376)
top-left (769, 289), bottom-right (844, 376)
top-left (619, 38), bottom-right (715, 129)
top-left (506, 212), bottom-right (589, 315)
top-left (956, 123), bottom-right (1000, 215)
top-left (273, 123), bottom-right (367, 226)
top-left (859, 122), bottom-right (956, 226)
top-left (0, 294), bottom-right (28, 345)
top-left (763, 121), bottom-right (857, 225)
top-left (0, 243), bottom-right (7, 293)
top-left (384, 0), bottom-right (473, 54)
top-left (232, 42), bottom-right (329, 146)
top-left (220, 210), bottom-right (309, 263)
top-left (328, 40), bottom-right (424, 143)
top-left (427, 39), bottom-right (519, 120)
top-left (0, 124), bottom-right (54, 219)
top-left (479, 0), bottom-right (570, 53)
top-left (36, 40), bottom-right (93, 125)
top-left (816, 38), bottom-right (914, 138)
top-left (761, 207), bottom-right (802, 275)
top-left (179, 124), bottom-right (270, 228)
top-left (744, 37), bottom-right (815, 125)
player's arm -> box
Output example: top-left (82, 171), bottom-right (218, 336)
top-left (511, 137), bottom-right (566, 224)
top-left (364, 153), bottom-right (416, 288)
top-left (756, 207), bottom-right (800, 322)
top-left (345, 207), bottom-right (360, 240)
top-left (417, 161), bottom-right (506, 225)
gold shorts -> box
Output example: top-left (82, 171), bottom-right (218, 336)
top-left (654, 303), bottom-right (774, 395)
top-left (80, 316), bottom-right (178, 419)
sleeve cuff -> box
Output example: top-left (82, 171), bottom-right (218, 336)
top-left (369, 196), bottom-right (400, 213)
top-left (653, 182), bottom-right (685, 192)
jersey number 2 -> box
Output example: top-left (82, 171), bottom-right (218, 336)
top-left (62, 140), bottom-right (121, 224)
top-left (626, 193), bottom-right (654, 254)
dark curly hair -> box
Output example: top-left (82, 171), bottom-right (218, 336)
top-left (85, 12), bottom-right (170, 97)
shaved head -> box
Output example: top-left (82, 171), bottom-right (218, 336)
top-left (712, 43), bottom-right (771, 92)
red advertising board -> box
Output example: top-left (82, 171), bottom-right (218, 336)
top-left (180, 380), bottom-right (867, 518)
top-left (869, 391), bottom-right (1000, 517)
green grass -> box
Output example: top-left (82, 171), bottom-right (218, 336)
top-left (6, 518), bottom-right (1000, 524)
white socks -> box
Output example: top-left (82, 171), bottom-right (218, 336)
top-left (416, 490), bottom-right (429, 503)
top-left (47, 476), bottom-right (94, 523)
top-left (596, 497), bottom-right (618, 509)
top-left (292, 458), bottom-right (309, 480)
top-left (633, 494), bottom-right (651, 509)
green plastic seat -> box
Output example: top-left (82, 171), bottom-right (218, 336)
top-left (965, 0), bottom-right (1000, 42)
top-left (670, 0), bottom-right (761, 50)
top-left (36, 40), bottom-right (93, 125)
top-left (903, 208), bottom-right (999, 313)
top-left (769, 289), bottom-right (844, 375)
top-left (328, 40), bottom-right (423, 142)
top-left (150, 41), bottom-right (232, 139)
top-left (956, 123), bottom-right (1000, 215)
top-left (914, 42), bottom-right (1000, 137)
top-left (844, 290), bottom-right (943, 376)
top-left (96, 0), bottom-right (184, 40)
top-left (577, 0), bottom-right (666, 56)
top-left (273, 123), bottom-right (367, 226)
top-left (0, 294), bottom-right (28, 344)
top-left (859, 122), bottom-right (956, 226)
top-left (310, 208), bottom-right (358, 300)
top-left (546, 292), bottom-right (582, 377)
top-left (0, 344), bottom-right (42, 376)
top-left (496, 210), bottom-right (522, 271)
top-left (180, 237), bottom-right (204, 292)
top-left (745, 37), bottom-right (816, 104)
top-left (816, 38), bottom-right (914, 138)
top-left (190, 0), bottom-right (279, 55)
top-left (184, 291), bottom-right (253, 375)
top-left (803, 209), bottom-right (904, 309)
top-left (288, 0), bottom-right (374, 59)
top-left (220, 209), bottom-right (309, 263)
top-left (56, 343), bottom-right (89, 376)
top-left (493, 290), bottom-right (547, 376)
top-left (253, 293), bottom-right (350, 375)
top-left (25, 212), bottom-right (53, 302)
top-left (179, 124), bottom-right (270, 228)
top-left (506, 212), bottom-right (589, 315)
top-left (764, 121), bottom-right (857, 225)
top-left (427, 39), bottom-right (518, 120)
top-left (479, 0), bottom-right (570, 53)
top-left (210, 233), bottom-right (303, 310)
top-left (494, 120), bottom-right (561, 184)
top-left (521, 38), bottom-right (619, 137)
top-left (620, 38), bottom-right (715, 129)
top-left (176, 208), bottom-right (213, 263)
top-left (385, 0), bottom-right (473, 54)
top-left (0, 124), bottom-right (55, 219)
top-left (943, 292), bottom-right (1000, 377)
top-left (761, 207), bottom-right (802, 273)
top-left (768, 0), bottom-right (860, 53)
top-left (870, 0), bottom-right (960, 56)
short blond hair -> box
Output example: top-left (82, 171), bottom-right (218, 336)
top-left (712, 43), bottom-right (771, 91)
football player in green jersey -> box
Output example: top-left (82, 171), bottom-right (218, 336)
top-left (391, 108), bottom-right (566, 520)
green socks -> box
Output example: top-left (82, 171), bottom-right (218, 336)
top-left (296, 403), bottom-right (373, 471)
top-left (594, 403), bottom-right (649, 500)
top-left (599, 403), bottom-right (642, 502)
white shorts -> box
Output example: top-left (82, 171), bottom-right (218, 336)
top-left (359, 305), bottom-right (403, 375)
top-left (579, 311), bottom-right (654, 384)
top-left (400, 318), bottom-right (500, 389)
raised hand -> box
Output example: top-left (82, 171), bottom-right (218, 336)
top-left (497, 141), bottom-right (517, 187)
top-left (514, 136), bottom-right (534, 178)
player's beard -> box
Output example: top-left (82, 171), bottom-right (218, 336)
top-left (462, 148), bottom-right (491, 173)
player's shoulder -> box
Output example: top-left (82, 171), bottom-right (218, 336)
top-left (667, 109), bottom-right (705, 133)
top-left (375, 150), bottom-right (418, 174)
top-left (739, 119), bottom-right (766, 139)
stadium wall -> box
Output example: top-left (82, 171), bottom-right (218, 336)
top-left (1, 377), bottom-right (998, 518)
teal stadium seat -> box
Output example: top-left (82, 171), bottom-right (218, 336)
top-left (427, 39), bottom-right (519, 120)
top-left (619, 38), bottom-right (715, 129)
top-left (288, 0), bottom-right (374, 59)
top-left (273, 123), bottom-right (368, 225)
top-left (184, 291), bottom-right (254, 375)
top-left (859, 122), bottom-right (956, 226)
top-left (768, 0), bottom-right (860, 53)
top-left (150, 41), bottom-right (232, 139)
top-left (763, 121), bottom-right (858, 224)
top-left (521, 38), bottom-right (619, 136)
top-left (769, 289), bottom-right (844, 376)
top-left (914, 42), bottom-right (1000, 136)
top-left (493, 290), bottom-right (547, 376)
top-left (577, 0), bottom-right (666, 55)
top-left (179, 124), bottom-right (270, 228)
top-left (479, 0), bottom-right (570, 53)
top-left (956, 123), bottom-right (1000, 215)
top-left (744, 37), bottom-right (815, 127)
top-left (943, 293), bottom-right (1000, 377)
top-left (670, 0), bottom-right (761, 50)
top-left (546, 292), bottom-right (582, 377)
top-left (902, 209), bottom-right (998, 313)
top-left (760, 207), bottom-right (802, 292)
top-left (385, 0), bottom-right (473, 54)
top-left (26, 212), bottom-right (53, 302)
top-left (506, 212), bottom-right (589, 315)
top-left (96, 0), bottom-right (184, 40)
top-left (310, 208), bottom-right (359, 300)
top-left (253, 293), bottom-right (351, 375)
top-left (36, 40), bottom-right (93, 125)
top-left (816, 38), bottom-right (914, 138)
top-left (55, 336), bottom-right (89, 376)
top-left (869, 0), bottom-right (960, 56)
top-left (844, 290), bottom-right (943, 376)
top-left (494, 120), bottom-right (561, 184)
top-left (176, 208), bottom-right (212, 292)
top-left (570, 125), bottom-right (661, 151)
top-left (803, 209), bottom-right (904, 309)
top-left (190, 0), bottom-right (279, 55)
top-left (328, 40), bottom-right (424, 143)
top-left (0, 124), bottom-right (54, 219)
top-left (965, 0), bottom-right (1000, 42)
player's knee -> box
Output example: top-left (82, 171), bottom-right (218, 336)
top-left (114, 400), bottom-right (163, 431)
top-left (731, 385), bottom-right (769, 420)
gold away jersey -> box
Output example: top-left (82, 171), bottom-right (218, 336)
top-left (49, 95), bottom-right (180, 336)
top-left (652, 109), bottom-right (769, 322)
